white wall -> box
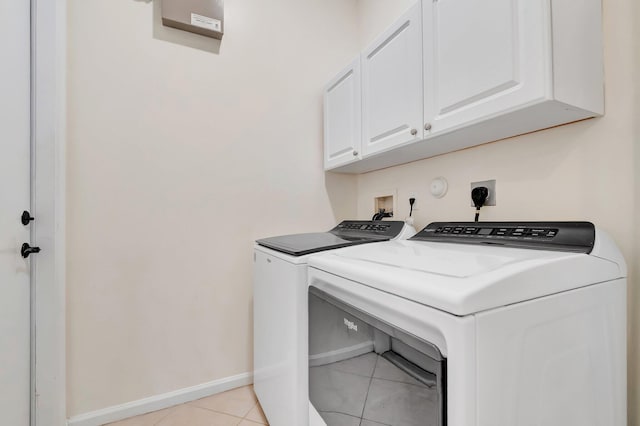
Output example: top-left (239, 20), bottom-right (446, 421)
top-left (66, 0), bottom-right (359, 416)
top-left (355, 0), bottom-right (640, 424)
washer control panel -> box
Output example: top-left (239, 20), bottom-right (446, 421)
top-left (332, 221), bottom-right (405, 238)
top-left (411, 222), bottom-right (595, 253)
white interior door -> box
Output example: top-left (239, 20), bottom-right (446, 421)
top-left (0, 0), bottom-right (32, 424)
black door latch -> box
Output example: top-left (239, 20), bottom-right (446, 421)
top-left (21, 211), bottom-right (34, 226)
top-left (21, 243), bottom-right (41, 259)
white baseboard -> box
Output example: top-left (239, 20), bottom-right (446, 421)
top-left (67, 372), bottom-right (253, 426)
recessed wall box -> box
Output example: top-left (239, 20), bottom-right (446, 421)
top-left (374, 193), bottom-right (396, 219)
top-left (162, 0), bottom-right (224, 40)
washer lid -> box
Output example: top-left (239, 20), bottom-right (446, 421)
top-left (256, 232), bottom-right (375, 257)
top-left (308, 231), bottom-right (625, 316)
top-left (256, 221), bottom-right (406, 256)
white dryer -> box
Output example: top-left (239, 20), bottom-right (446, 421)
top-left (253, 221), bottom-right (416, 426)
top-left (307, 222), bottom-right (627, 426)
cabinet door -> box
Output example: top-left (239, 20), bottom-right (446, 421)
top-left (324, 58), bottom-right (362, 170)
top-left (362, 3), bottom-right (423, 157)
top-left (424, 0), bottom-right (549, 134)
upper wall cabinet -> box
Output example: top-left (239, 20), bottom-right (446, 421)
top-left (423, 0), bottom-right (546, 134)
top-left (325, 0), bottom-right (604, 173)
top-left (324, 57), bottom-right (362, 170)
top-left (422, 0), bottom-right (603, 137)
top-left (361, 3), bottom-right (423, 157)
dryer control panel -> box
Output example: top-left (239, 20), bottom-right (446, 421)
top-left (412, 221), bottom-right (595, 253)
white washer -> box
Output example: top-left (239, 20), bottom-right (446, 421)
top-left (308, 221), bottom-right (627, 426)
top-left (253, 221), bottom-right (416, 426)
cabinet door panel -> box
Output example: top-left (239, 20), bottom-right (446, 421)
top-left (362, 3), bottom-right (423, 157)
top-left (424, 0), bottom-right (549, 134)
top-left (324, 58), bottom-right (361, 170)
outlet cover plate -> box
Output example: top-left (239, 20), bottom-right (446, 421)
top-left (470, 180), bottom-right (496, 207)
top-left (408, 193), bottom-right (418, 211)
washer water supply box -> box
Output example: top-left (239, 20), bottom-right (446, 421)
top-left (161, 0), bottom-right (224, 40)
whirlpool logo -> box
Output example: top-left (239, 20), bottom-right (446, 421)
top-left (344, 318), bottom-right (358, 332)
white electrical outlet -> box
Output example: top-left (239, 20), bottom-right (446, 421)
top-left (408, 194), bottom-right (418, 211)
top-left (470, 180), bottom-right (497, 206)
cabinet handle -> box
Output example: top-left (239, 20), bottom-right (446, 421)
top-left (425, 123), bottom-right (432, 131)
top-left (410, 128), bottom-right (418, 136)
top-left (353, 150), bottom-right (359, 156)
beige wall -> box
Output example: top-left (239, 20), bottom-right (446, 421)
top-left (355, 0), bottom-right (639, 424)
top-left (356, 0), bottom-right (415, 47)
top-left (66, 0), bottom-right (359, 416)
top-left (632, 0), bottom-right (640, 421)
top-left (67, 0), bottom-right (639, 421)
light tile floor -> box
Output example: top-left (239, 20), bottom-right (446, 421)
top-left (106, 386), bottom-right (268, 426)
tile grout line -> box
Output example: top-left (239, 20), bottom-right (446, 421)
top-left (189, 404), bottom-right (246, 421)
top-left (242, 401), bottom-right (267, 425)
top-left (185, 399), bottom-right (263, 424)
top-left (359, 355), bottom-right (379, 426)
top-left (242, 402), bottom-right (258, 419)
top-left (151, 406), bottom-right (175, 426)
